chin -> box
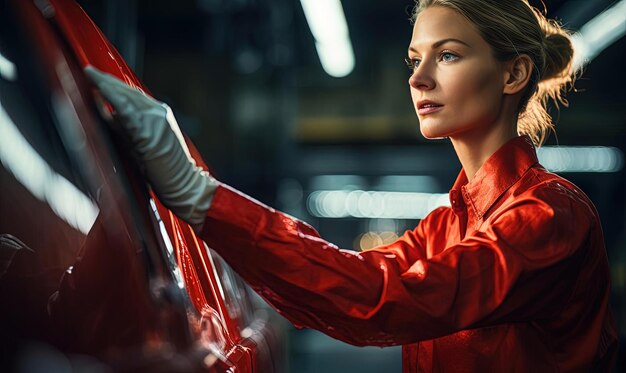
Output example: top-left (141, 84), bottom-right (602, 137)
top-left (419, 122), bottom-right (450, 140)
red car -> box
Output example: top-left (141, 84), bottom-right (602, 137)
top-left (0, 0), bottom-right (284, 371)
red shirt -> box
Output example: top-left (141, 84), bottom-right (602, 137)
top-left (201, 136), bottom-right (617, 372)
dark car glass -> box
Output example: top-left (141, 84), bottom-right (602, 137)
top-left (0, 23), bottom-right (98, 261)
top-left (0, 14), bottom-right (99, 349)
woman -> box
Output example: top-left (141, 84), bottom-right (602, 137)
top-left (85, 0), bottom-right (618, 370)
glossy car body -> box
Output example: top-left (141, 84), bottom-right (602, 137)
top-left (0, 0), bottom-right (282, 371)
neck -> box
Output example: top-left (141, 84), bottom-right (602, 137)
top-left (450, 121), bottom-right (518, 181)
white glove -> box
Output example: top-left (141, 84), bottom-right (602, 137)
top-left (85, 66), bottom-right (218, 232)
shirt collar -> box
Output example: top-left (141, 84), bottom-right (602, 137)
top-left (449, 135), bottom-right (539, 219)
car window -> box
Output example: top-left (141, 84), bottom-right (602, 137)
top-left (0, 20), bottom-right (102, 347)
top-left (0, 27), bottom-right (98, 279)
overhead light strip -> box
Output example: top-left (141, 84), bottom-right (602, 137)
top-left (307, 190), bottom-right (450, 219)
top-left (300, 0), bottom-right (355, 77)
top-left (538, 146), bottom-right (624, 173)
top-left (572, 0), bottom-right (626, 69)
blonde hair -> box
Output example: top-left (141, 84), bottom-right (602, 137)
top-left (412, 0), bottom-right (575, 146)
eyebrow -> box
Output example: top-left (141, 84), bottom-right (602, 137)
top-left (409, 38), bottom-right (471, 53)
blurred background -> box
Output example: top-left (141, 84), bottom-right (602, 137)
top-left (78, 0), bottom-right (626, 371)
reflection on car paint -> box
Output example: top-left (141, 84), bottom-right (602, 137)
top-left (0, 51), bottom-right (17, 80)
top-left (0, 103), bottom-right (99, 234)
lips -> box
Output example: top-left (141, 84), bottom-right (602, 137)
top-left (416, 100), bottom-right (444, 115)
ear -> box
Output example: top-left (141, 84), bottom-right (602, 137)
top-left (503, 54), bottom-right (533, 95)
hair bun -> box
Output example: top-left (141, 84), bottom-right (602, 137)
top-left (541, 28), bottom-right (574, 82)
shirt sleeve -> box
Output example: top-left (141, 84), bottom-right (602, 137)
top-left (200, 183), bottom-right (591, 346)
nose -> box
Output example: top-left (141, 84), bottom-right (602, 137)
top-left (408, 63), bottom-right (435, 91)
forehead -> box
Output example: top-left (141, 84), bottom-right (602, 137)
top-left (410, 6), bottom-right (484, 50)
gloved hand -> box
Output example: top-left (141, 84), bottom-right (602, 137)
top-left (85, 66), bottom-right (218, 232)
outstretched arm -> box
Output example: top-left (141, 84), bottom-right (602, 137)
top-left (200, 183), bottom-right (590, 346)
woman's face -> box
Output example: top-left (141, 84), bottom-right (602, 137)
top-left (408, 6), bottom-right (507, 139)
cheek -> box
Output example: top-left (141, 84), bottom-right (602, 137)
top-left (454, 71), bottom-right (495, 106)
top-left (450, 67), bottom-right (501, 118)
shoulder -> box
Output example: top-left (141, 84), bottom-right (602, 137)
top-left (494, 164), bottom-right (596, 215)
top-left (488, 167), bottom-right (598, 246)
top-left (523, 166), bottom-right (598, 218)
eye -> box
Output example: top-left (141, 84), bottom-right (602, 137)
top-left (439, 51), bottom-right (459, 63)
top-left (405, 57), bottom-right (421, 73)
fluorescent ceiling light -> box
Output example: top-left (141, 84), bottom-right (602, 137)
top-left (0, 103), bottom-right (99, 234)
top-left (315, 39), bottom-right (355, 78)
top-left (572, 0), bottom-right (626, 69)
top-left (300, 0), bottom-right (355, 77)
top-left (307, 190), bottom-right (450, 219)
top-left (538, 146), bottom-right (624, 173)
